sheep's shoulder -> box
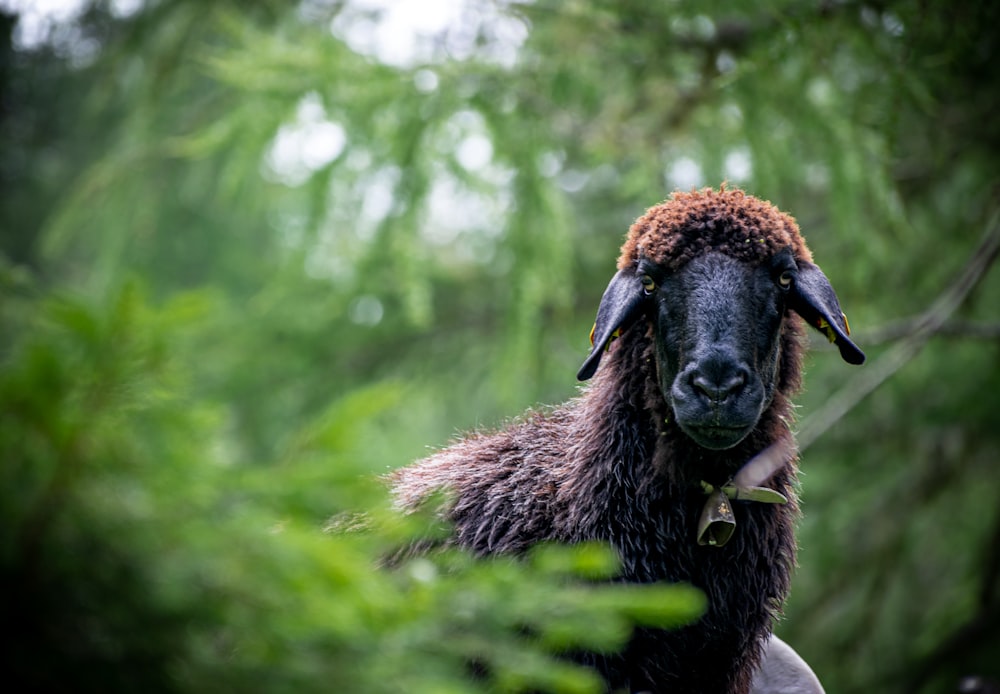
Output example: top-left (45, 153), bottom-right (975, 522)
top-left (390, 410), bottom-right (574, 554)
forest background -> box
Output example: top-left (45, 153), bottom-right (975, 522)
top-left (2, 1), bottom-right (999, 692)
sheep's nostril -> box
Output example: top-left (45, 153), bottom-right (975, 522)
top-left (692, 371), bottom-right (746, 403)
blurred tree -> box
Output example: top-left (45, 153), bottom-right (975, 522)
top-left (1, 0), bottom-right (998, 692)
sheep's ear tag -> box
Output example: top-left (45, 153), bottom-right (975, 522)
top-left (697, 489), bottom-right (736, 547)
top-left (816, 317), bottom-right (836, 344)
top-left (816, 312), bottom-right (851, 344)
top-left (589, 324), bottom-right (622, 352)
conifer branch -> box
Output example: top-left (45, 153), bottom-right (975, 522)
top-left (797, 210), bottom-right (1000, 452)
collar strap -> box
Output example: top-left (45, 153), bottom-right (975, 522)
top-left (699, 481), bottom-right (789, 504)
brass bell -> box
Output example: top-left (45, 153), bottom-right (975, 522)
top-left (697, 489), bottom-right (736, 546)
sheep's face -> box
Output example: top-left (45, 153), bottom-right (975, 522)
top-left (646, 251), bottom-right (791, 450)
top-left (578, 246), bottom-right (864, 451)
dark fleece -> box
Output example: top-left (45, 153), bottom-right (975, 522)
top-left (390, 187), bottom-right (811, 694)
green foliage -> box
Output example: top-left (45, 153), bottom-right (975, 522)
top-left (3, 0), bottom-right (999, 691)
top-left (0, 278), bottom-right (704, 692)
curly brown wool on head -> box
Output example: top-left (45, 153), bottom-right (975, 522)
top-left (618, 187), bottom-right (814, 272)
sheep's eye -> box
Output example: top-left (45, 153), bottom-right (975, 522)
top-left (640, 274), bottom-right (656, 294)
top-left (777, 271), bottom-right (794, 289)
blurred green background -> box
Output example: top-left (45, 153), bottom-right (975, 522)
top-left (2, 1), bottom-right (998, 692)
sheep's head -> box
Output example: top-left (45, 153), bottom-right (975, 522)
top-left (578, 188), bottom-right (864, 450)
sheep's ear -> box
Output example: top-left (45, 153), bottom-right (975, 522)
top-left (789, 261), bottom-right (866, 365)
top-left (577, 267), bottom-right (648, 381)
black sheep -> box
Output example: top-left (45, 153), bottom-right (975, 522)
top-left (390, 187), bottom-right (864, 694)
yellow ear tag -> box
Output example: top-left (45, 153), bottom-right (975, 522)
top-left (590, 325), bottom-right (623, 351)
top-left (842, 312), bottom-right (851, 336)
top-left (816, 317), bottom-right (836, 344)
top-left (605, 328), bottom-right (622, 352)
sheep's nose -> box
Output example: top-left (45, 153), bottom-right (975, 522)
top-left (691, 368), bottom-right (747, 404)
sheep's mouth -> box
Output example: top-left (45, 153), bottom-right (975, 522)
top-left (680, 423), bottom-right (754, 450)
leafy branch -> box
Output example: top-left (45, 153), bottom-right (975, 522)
top-left (797, 208), bottom-right (1000, 452)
